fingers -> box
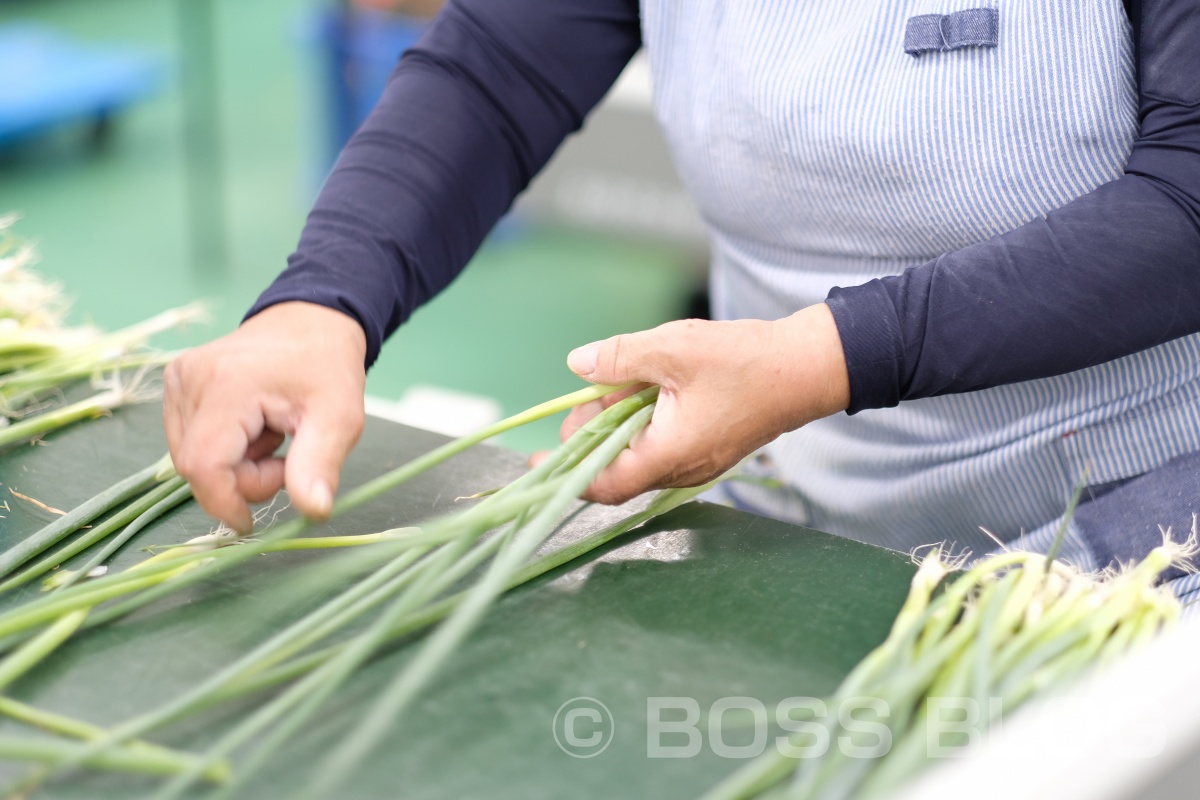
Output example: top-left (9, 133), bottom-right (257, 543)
top-left (554, 314), bottom-right (835, 505)
top-left (579, 399), bottom-right (714, 505)
top-left (559, 384), bottom-right (652, 443)
top-left (233, 432), bottom-right (288, 504)
top-left (245, 430), bottom-right (286, 463)
top-left (582, 445), bottom-right (671, 505)
top-left (283, 394), bottom-right (364, 521)
top-left (234, 457), bottom-right (287, 504)
top-left (559, 399), bottom-right (604, 443)
top-left (162, 361), bottom-right (188, 462)
top-left (531, 421), bottom-right (683, 505)
top-left (164, 302), bottom-right (369, 532)
top-left (568, 324), bottom-right (682, 386)
top-left (173, 413), bottom-right (257, 534)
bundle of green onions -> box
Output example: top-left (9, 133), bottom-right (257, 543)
top-left (0, 214), bottom-right (63, 332)
top-left (702, 533), bottom-right (1194, 800)
top-left (0, 381), bottom-right (720, 796)
top-left (0, 215), bottom-right (205, 450)
top-left (8, 342), bottom-right (1182, 799)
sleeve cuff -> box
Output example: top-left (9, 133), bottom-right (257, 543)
top-left (244, 272), bottom-right (386, 370)
top-left (824, 280), bottom-right (906, 414)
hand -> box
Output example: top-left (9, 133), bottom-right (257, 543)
top-left (164, 302), bottom-right (368, 533)
top-left (542, 304), bottom-right (850, 504)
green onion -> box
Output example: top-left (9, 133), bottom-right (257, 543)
top-left (703, 532), bottom-right (1194, 800)
top-left (12, 383), bottom-right (636, 785)
top-left (0, 696), bottom-right (225, 783)
top-left (0, 736), bottom-right (230, 784)
top-left (46, 478), bottom-right (194, 593)
top-left (0, 453), bottom-right (174, 582)
top-left (0, 382), bottom-right (147, 452)
top-left (300, 400), bottom-right (657, 798)
top-left (0, 475), bottom-right (188, 594)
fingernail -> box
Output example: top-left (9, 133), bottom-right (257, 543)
top-left (567, 342), bottom-right (600, 376)
top-left (310, 479), bottom-right (333, 517)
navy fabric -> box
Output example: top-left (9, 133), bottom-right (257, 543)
top-left (828, 0), bottom-right (1200, 414)
top-left (1071, 448), bottom-right (1200, 583)
top-left (246, 0), bottom-right (641, 366)
top-left (249, 0), bottom-right (1200, 421)
top-left (904, 8), bottom-right (999, 56)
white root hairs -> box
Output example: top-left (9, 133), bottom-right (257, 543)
top-left (191, 492), bottom-right (295, 546)
top-left (1156, 516), bottom-right (1200, 573)
top-left (977, 526), bottom-right (1007, 550)
top-left (910, 542), bottom-right (971, 573)
top-left (98, 364), bottom-right (162, 407)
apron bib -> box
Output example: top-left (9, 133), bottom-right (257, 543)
top-left (641, 0), bottom-right (1200, 553)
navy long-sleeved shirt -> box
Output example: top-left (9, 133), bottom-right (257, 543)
top-left (248, 0), bottom-right (1200, 416)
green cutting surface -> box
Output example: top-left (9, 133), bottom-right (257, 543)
top-left (0, 404), bottom-right (915, 798)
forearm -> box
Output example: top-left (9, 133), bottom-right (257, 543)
top-left (827, 0), bottom-right (1200, 414)
top-left (827, 170), bottom-right (1200, 412)
top-left (248, 0), bottom-right (642, 366)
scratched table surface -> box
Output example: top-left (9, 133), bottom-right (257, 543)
top-left (0, 402), bottom-right (915, 799)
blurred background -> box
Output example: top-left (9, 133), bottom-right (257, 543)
top-left (0, 0), bottom-right (709, 451)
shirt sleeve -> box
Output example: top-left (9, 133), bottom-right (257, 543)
top-left (825, 0), bottom-right (1200, 414)
top-left (246, 0), bottom-right (642, 366)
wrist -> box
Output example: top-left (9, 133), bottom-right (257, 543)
top-left (242, 301), bottom-right (368, 366)
top-left (771, 303), bottom-right (851, 426)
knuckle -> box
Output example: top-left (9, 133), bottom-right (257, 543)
top-left (587, 475), bottom-right (626, 506)
top-left (592, 486), bottom-right (628, 506)
top-left (344, 407), bottom-right (365, 441)
top-left (171, 449), bottom-right (197, 480)
top-left (601, 334), bottom-right (626, 376)
top-left (206, 358), bottom-right (238, 387)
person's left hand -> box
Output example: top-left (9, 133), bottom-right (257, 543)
top-left (533, 303), bottom-right (851, 504)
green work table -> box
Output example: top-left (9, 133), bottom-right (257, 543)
top-left (0, 404), bottom-right (915, 798)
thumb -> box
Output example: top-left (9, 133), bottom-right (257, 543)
top-left (568, 332), bottom-right (663, 386)
top-left (284, 397), bottom-right (364, 521)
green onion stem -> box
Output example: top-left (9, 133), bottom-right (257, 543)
top-left (1, 475), bottom-right (188, 595)
top-left (50, 480), bottom-right (194, 593)
top-left (0, 453), bottom-right (172, 581)
top-left (219, 481), bottom-right (713, 705)
top-left (322, 382), bottom-right (631, 527)
top-left (65, 545), bottom-right (438, 764)
top-left (0, 608), bottom-right (87, 692)
top-left (134, 391), bottom-right (658, 797)
top-left (256, 531), bottom-right (416, 550)
top-left (173, 542), bottom-right (477, 800)
top-left (3, 382), bottom-right (624, 644)
top-left (303, 402), bottom-right (655, 798)
top-left (5, 383), bottom-right (636, 790)
top-left (0, 387), bottom-right (132, 452)
top-left (1, 351), bottom-right (178, 412)
top-left (24, 385), bottom-right (631, 648)
top-left (71, 476), bottom-right (570, 635)
top-left (0, 696), bottom-right (226, 783)
top-left (0, 735), bottom-right (230, 783)
top-left (0, 561), bottom-right (203, 640)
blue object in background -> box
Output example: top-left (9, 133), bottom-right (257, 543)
top-left (310, 7), bottom-right (426, 167)
top-left (0, 24), bottom-right (166, 148)
top-left (306, 6), bottom-right (520, 241)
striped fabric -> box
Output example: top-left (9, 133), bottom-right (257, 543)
top-left (640, 0), bottom-right (1200, 560)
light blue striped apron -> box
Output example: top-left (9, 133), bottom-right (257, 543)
top-left (640, 0), bottom-right (1200, 581)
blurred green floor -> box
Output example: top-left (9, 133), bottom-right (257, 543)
top-left (0, 0), bottom-right (698, 452)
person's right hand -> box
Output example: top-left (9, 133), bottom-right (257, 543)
top-left (164, 301), bottom-right (368, 534)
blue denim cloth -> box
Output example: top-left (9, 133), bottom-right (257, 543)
top-left (1068, 448), bottom-right (1200, 583)
top-left (724, 444), bottom-right (1200, 590)
top-left (904, 8), bottom-right (1000, 56)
